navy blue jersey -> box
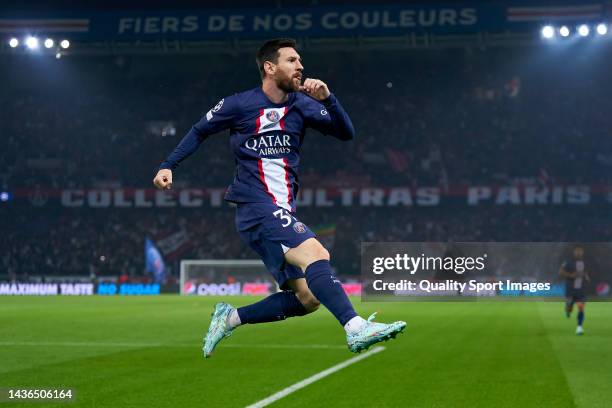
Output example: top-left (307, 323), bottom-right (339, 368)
top-left (160, 87), bottom-right (355, 212)
top-left (562, 258), bottom-right (586, 291)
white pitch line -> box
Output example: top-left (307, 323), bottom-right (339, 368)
top-left (245, 347), bottom-right (385, 408)
top-left (224, 344), bottom-right (346, 350)
top-left (0, 341), bottom-right (346, 350)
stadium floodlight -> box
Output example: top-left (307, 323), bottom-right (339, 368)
top-left (25, 36), bottom-right (39, 49)
top-left (60, 39), bottom-right (70, 49)
top-left (578, 24), bottom-right (590, 37)
top-left (44, 38), bottom-right (54, 48)
top-left (0, 192), bottom-right (10, 202)
top-left (596, 23), bottom-right (608, 35)
top-left (9, 38), bottom-right (19, 48)
top-left (559, 26), bottom-right (570, 37)
top-left (541, 25), bottom-right (555, 39)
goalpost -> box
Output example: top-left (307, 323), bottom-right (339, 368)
top-left (179, 259), bottom-right (279, 296)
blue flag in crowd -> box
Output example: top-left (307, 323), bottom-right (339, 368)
top-left (145, 237), bottom-right (166, 283)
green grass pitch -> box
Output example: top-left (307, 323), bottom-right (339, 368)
top-left (1, 296), bottom-right (611, 407)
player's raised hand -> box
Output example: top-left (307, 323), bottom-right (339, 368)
top-left (299, 78), bottom-right (330, 101)
top-left (153, 168), bottom-right (173, 190)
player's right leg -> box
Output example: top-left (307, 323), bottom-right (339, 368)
top-left (203, 204), bottom-right (321, 358)
top-left (285, 278), bottom-right (321, 313)
top-left (285, 238), bottom-right (406, 353)
top-left (232, 279), bottom-right (319, 326)
top-left (203, 283), bottom-right (317, 358)
top-left (203, 302), bottom-right (236, 358)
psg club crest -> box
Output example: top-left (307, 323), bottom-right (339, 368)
top-left (266, 110), bottom-right (281, 123)
top-left (293, 222), bottom-right (306, 234)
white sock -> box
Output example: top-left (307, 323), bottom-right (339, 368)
top-left (344, 316), bottom-right (367, 335)
top-left (226, 309), bottom-right (241, 329)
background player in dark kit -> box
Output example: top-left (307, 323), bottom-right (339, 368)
top-left (559, 244), bottom-right (590, 335)
top-left (153, 38), bottom-right (405, 356)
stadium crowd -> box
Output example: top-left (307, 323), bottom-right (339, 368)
top-left (2, 47), bottom-right (612, 279)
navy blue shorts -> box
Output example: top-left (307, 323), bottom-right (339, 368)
top-left (235, 203), bottom-right (316, 290)
top-left (566, 289), bottom-right (586, 303)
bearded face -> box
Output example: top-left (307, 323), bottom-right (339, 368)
top-left (275, 69), bottom-right (300, 93)
top-left (270, 47), bottom-right (303, 93)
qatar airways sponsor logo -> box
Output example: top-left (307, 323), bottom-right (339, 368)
top-left (245, 134), bottom-right (292, 156)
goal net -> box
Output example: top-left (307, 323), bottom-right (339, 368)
top-left (179, 259), bottom-right (279, 296)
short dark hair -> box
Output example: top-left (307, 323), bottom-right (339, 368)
top-left (256, 38), bottom-right (297, 79)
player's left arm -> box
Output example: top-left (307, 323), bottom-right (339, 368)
top-left (300, 78), bottom-right (355, 141)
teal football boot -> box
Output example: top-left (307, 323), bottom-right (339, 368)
top-left (347, 313), bottom-right (406, 353)
top-left (203, 302), bottom-right (235, 358)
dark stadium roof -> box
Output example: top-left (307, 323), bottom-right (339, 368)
top-left (5, 0), bottom-right (580, 12)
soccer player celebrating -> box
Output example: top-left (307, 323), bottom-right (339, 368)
top-left (559, 244), bottom-right (590, 335)
top-left (154, 38), bottom-right (405, 356)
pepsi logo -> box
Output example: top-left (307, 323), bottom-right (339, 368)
top-left (183, 281), bottom-right (196, 294)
